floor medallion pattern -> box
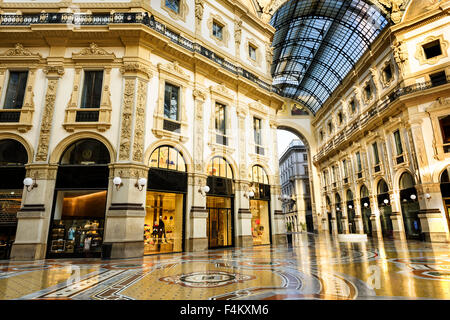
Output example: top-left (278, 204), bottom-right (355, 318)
top-left (0, 234), bottom-right (449, 300)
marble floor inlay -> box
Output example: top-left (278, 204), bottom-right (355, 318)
top-left (1, 233), bottom-right (450, 300)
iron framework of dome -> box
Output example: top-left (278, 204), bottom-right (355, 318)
top-left (270, 0), bottom-right (389, 114)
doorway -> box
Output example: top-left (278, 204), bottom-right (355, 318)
top-left (207, 196), bottom-right (233, 248)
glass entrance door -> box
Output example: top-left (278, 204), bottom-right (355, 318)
top-left (207, 196), bottom-right (232, 248)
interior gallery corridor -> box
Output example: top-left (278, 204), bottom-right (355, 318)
top-left (0, 234), bottom-right (449, 300)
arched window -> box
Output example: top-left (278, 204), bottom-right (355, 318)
top-left (252, 165), bottom-right (269, 185)
top-left (207, 156), bottom-right (233, 179)
top-left (60, 139), bottom-right (110, 165)
top-left (360, 185), bottom-right (369, 198)
top-left (346, 189), bottom-right (353, 201)
top-left (399, 172), bottom-right (415, 189)
top-left (149, 145), bottom-right (186, 172)
top-left (335, 193), bottom-right (341, 204)
top-left (377, 179), bottom-right (389, 194)
top-left (0, 139), bottom-right (27, 166)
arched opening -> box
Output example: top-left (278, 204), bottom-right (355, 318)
top-left (399, 172), bottom-right (422, 239)
top-left (49, 138), bottom-right (110, 258)
top-left (335, 192), bottom-right (343, 234)
top-left (440, 167), bottom-right (450, 232)
top-left (145, 145), bottom-right (187, 255)
top-left (346, 189), bottom-right (356, 234)
top-left (206, 156), bottom-right (234, 249)
top-left (278, 127), bottom-right (314, 233)
top-left (0, 139), bottom-right (28, 259)
top-left (377, 179), bottom-right (393, 238)
top-left (250, 165), bottom-right (271, 245)
top-left (360, 185), bottom-right (372, 235)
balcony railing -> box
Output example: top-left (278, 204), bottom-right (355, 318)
top-left (75, 110), bottom-right (99, 122)
top-left (0, 12), bottom-right (281, 97)
top-left (314, 75), bottom-right (450, 163)
top-left (0, 111), bottom-right (21, 123)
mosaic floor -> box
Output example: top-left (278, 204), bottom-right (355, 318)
top-left (0, 233), bottom-right (449, 300)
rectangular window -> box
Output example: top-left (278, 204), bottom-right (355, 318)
top-left (3, 71), bottom-right (28, 109)
top-left (423, 40), bottom-right (442, 59)
top-left (253, 117), bottom-right (262, 145)
top-left (393, 130), bottom-right (403, 155)
top-left (439, 115), bottom-right (450, 153)
top-left (212, 21), bottom-right (223, 40)
top-left (383, 65), bottom-right (393, 83)
top-left (80, 71), bottom-right (103, 108)
top-left (249, 44), bottom-right (257, 60)
top-left (356, 152), bottom-right (362, 172)
top-left (430, 71), bottom-right (447, 87)
top-left (350, 99), bottom-right (356, 113)
top-left (343, 159), bottom-right (348, 178)
top-left (165, 0), bottom-right (180, 14)
top-left (372, 142), bottom-right (380, 165)
top-left (215, 103), bottom-right (226, 135)
top-left (364, 84), bottom-right (372, 100)
top-left (164, 83), bottom-right (180, 121)
top-left (303, 154), bottom-right (307, 161)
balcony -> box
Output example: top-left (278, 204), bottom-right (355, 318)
top-left (313, 75), bottom-right (450, 164)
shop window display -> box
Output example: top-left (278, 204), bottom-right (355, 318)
top-left (49, 190), bottom-right (106, 256)
top-left (250, 199), bottom-right (270, 245)
top-left (144, 191), bottom-right (183, 255)
top-left (207, 196), bottom-right (232, 248)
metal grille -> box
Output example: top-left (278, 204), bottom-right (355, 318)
top-left (0, 111), bottom-right (20, 123)
top-left (75, 110), bottom-right (99, 122)
top-left (163, 119), bottom-right (181, 132)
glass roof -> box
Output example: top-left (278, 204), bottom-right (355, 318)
top-left (270, 0), bottom-right (389, 114)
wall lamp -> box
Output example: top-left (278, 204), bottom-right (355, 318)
top-left (348, 205), bottom-right (353, 209)
top-left (23, 177), bottom-right (38, 192)
top-left (425, 193), bottom-right (431, 200)
top-left (410, 194), bottom-right (417, 200)
top-left (135, 177), bottom-right (147, 191)
top-left (198, 185), bottom-right (210, 197)
top-left (244, 190), bottom-right (255, 199)
top-left (363, 202), bottom-right (369, 207)
top-left (383, 199), bottom-right (389, 205)
top-left (113, 176), bottom-right (123, 191)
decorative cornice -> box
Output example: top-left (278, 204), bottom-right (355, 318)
top-left (0, 43), bottom-right (42, 62)
top-left (120, 62), bottom-right (152, 79)
top-left (72, 43), bottom-right (116, 61)
top-left (43, 65), bottom-right (65, 78)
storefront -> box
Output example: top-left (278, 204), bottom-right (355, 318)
top-left (399, 172), bottom-right (422, 239)
top-left (144, 145), bottom-right (186, 255)
top-left (440, 167), bottom-right (450, 232)
top-left (360, 185), bottom-right (372, 235)
top-left (206, 156), bottom-right (234, 249)
top-left (47, 139), bottom-right (110, 258)
top-left (335, 193), bottom-right (343, 234)
top-left (377, 179), bottom-right (393, 238)
top-left (249, 165), bottom-right (271, 245)
top-left (0, 139), bottom-right (27, 259)
top-left (326, 196), bottom-right (332, 234)
top-left (346, 189), bottom-right (356, 234)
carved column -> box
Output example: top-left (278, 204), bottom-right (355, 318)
top-left (340, 200), bottom-right (349, 234)
top-left (269, 120), bottom-right (286, 245)
top-left (370, 195), bottom-right (383, 238)
top-left (389, 189), bottom-right (406, 240)
top-left (10, 65), bottom-right (64, 260)
top-left (235, 107), bottom-right (253, 247)
top-left (354, 198), bottom-right (365, 234)
top-left (103, 63), bottom-right (151, 259)
top-left (186, 89), bottom-right (209, 252)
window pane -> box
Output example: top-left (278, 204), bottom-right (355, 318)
top-left (177, 152), bottom-right (186, 172)
top-left (81, 71), bottom-right (103, 108)
top-left (4, 71), bottom-right (28, 109)
top-left (159, 147), bottom-right (169, 169)
top-left (212, 157), bottom-right (220, 176)
top-left (165, 0), bottom-right (180, 13)
top-left (168, 147), bottom-right (177, 170)
top-left (394, 130), bottom-right (403, 155)
top-left (372, 142), bottom-right (380, 164)
top-left (164, 83), bottom-right (179, 120)
top-left (356, 152), bottom-right (362, 171)
top-left (215, 103), bottom-right (226, 134)
top-left (150, 149), bottom-right (159, 168)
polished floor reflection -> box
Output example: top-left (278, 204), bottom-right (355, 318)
top-left (0, 233), bottom-right (449, 300)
